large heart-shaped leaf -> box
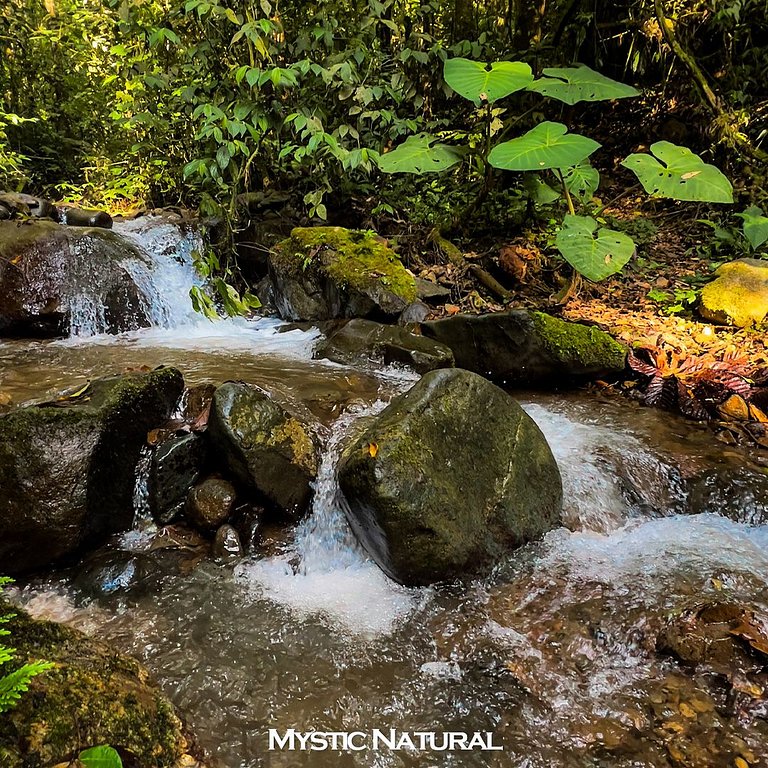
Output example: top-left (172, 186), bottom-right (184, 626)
top-left (528, 65), bottom-right (639, 104)
top-left (523, 174), bottom-right (562, 205)
top-left (443, 58), bottom-right (533, 104)
top-left (562, 162), bottom-right (600, 202)
top-left (736, 206), bottom-right (768, 250)
top-left (79, 745), bottom-right (123, 768)
top-left (621, 141), bottom-right (733, 203)
top-left (556, 215), bottom-right (635, 281)
top-left (376, 134), bottom-right (462, 174)
top-left (488, 122), bottom-right (600, 171)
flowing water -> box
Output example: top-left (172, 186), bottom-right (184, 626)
top-left (5, 216), bottom-right (768, 767)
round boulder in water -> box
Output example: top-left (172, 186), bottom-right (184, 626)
top-left (185, 477), bottom-right (237, 532)
top-left (338, 368), bottom-right (563, 586)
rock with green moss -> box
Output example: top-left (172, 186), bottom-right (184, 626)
top-left (207, 383), bottom-right (318, 519)
top-left (421, 310), bottom-right (627, 386)
top-left (0, 220), bottom-right (151, 337)
top-left (338, 368), bottom-right (562, 586)
top-left (314, 318), bottom-right (455, 374)
top-left (699, 258), bottom-right (768, 327)
top-left (0, 368), bottom-right (184, 574)
top-left (268, 226), bottom-right (417, 321)
top-left (0, 605), bottom-right (204, 767)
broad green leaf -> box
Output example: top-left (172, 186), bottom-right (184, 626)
top-left (523, 174), bottom-right (561, 205)
top-left (735, 206), bottom-right (768, 250)
top-left (562, 162), bottom-right (600, 201)
top-left (529, 65), bottom-right (639, 104)
top-left (556, 215), bottom-right (635, 281)
top-left (443, 58), bottom-right (533, 104)
top-left (621, 141), bottom-right (733, 203)
top-left (78, 745), bottom-right (123, 768)
top-left (376, 134), bottom-right (462, 174)
top-left (488, 122), bottom-right (600, 171)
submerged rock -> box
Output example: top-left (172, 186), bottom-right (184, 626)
top-left (212, 523), bottom-right (244, 559)
top-left (421, 309), bottom-right (627, 386)
top-left (314, 318), bottom-right (454, 374)
top-left (0, 368), bottom-right (184, 574)
top-left (699, 259), bottom-right (768, 327)
top-left (207, 382), bottom-right (318, 519)
top-left (0, 220), bottom-right (152, 336)
top-left (267, 226), bottom-right (417, 321)
top-left (186, 477), bottom-right (237, 532)
top-left (338, 368), bottom-right (563, 585)
top-left (0, 604), bottom-right (202, 767)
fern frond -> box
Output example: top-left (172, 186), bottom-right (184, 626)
top-left (0, 660), bottom-right (56, 714)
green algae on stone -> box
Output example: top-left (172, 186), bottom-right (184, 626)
top-left (699, 258), bottom-right (768, 327)
top-left (268, 226), bottom-right (417, 321)
top-left (0, 605), bottom-right (193, 767)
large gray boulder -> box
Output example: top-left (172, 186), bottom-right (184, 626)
top-left (338, 368), bottom-right (563, 585)
top-left (0, 368), bottom-right (184, 573)
top-left (207, 383), bottom-right (318, 519)
top-left (267, 227), bottom-right (417, 321)
top-left (421, 310), bottom-right (627, 386)
top-left (0, 220), bottom-right (151, 337)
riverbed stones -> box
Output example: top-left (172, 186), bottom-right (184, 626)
top-left (338, 368), bottom-right (563, 585)
top-left (314, 318), bottom-right (455, 374)
top-left (421, 309), bottom-right (627, 386)
top-left (699, 258), bottom-right (768, 327)
top-left (268, 227), bottom-right (417, 321)
top-left (59, 205), bottom-right (113, 228)
top-left (207, 382), bottom-right (318, 518)
top-left (212, 523), bottom-right (244, 559)
top-left (185, 477), bottom-right (237, 532)
top-left (0, 368), bottom-right (184, 574)
top-left (0, 604), bottom-right (201, 767)
top-left (149, 432), bottom-right (208, 525)
top-left (0, 220), bottom-right (152, 336)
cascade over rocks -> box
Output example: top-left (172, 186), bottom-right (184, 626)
top-left (421, 309), bottom-right (627, 386)
top-left (314, 318), bottom-right (455, 374)
top-left (267, 227), bottom-right (417, 321)
top-left (0, 368), bottom-right (184, 574)
top-left (207, 382), bottom-right (319, 519)
top-left (0, 605), bottom-right (205, 767)
top-left (0, 220), bottom-right (152, 336)
top-left (338, 368), bottom-right (563, 586)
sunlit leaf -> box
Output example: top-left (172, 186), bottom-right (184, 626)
top-left (562, 162), bottom-right (600, 201)
top-left (376, 134), bottom-right (462, 174)
top-left (78, 745), bottom-right (123, 768)
top-left (735, 206), bottom-right (768, 250)
top-left (443, 58), bottom-right (533, 104)
top-left (555, 215), bottom-right (635, 281)
top-left (528, 65), bottom-right (639, 104)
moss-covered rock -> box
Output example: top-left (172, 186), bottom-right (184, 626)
top-left (699, 258), bottom-right (768, 327)
top-left (0, 220), bottom-right (151, 337)
top-left (314, 318), bottom-right (455, 374)
top-left (0, 368), bottom-right (184, 574)
top-left (421, 309), bottom-right (627, 386)
top-left (338, 368), bottom-right (563, 586)
top-left (0, 605), bottom-right (202, 767)
top-left (268, 226), bottom-right (417, 321)
top-left (207, 383), bottom-right (318, 519)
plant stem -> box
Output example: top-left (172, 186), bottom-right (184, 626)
top-left (556, 169), bottom-right (576, 216)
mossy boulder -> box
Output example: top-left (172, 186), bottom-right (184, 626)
top-left (207, 383), bottom-right (319, 519)
top-left (314, 318), bottom-right (455, 374)
top-left (0, 605), bottom-right (202, 767)
top-left (268, 226), bottom-right (417, 321)
top-left (0, 220), bottom-right (151, 337)
top-left (421, 309), bottom-right (627, 386)
top-left (699, 258), bottom-right (768, 327)
top-left (0, 368), bottom-right (184, 574)
top-left (338, 368), bottom-right (563, 586)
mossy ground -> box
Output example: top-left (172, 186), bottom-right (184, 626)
top-left (274, 226), bottom-right (417, 304)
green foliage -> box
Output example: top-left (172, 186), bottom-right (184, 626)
top-left (78, 745), bottom-right (124, 768)
top-left (443, 58), bottom-right (533, 103)
top-left (190, 248), bottom-right (261, 320)
top-left (736, 206), bottom-right (768, 251)
top-left (621, 141), bottom-right (734, 203)
top-left (377, 134), bottom-right (462, 174)
top-left (488, 122), bottom-right (600, 171)
top-left (0, 110), bottom-right (35, 190)
top-left (0, 577), bottom-right (55, 714)
top-left (555, 215), bottom-right (635, 281)
top-left (527, 65), bottom-right (640, 105)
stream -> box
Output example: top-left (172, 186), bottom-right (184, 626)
top-left (4, 216), bottom-right (768, 767)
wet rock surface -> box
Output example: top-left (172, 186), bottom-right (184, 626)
top-left (338, 368), bottom-right (563, 585)
top-left (0, 368), bottom-right (184, 574)
top-left (267, 227), bottom-right (417, 321)
top-left (185, 477), bottom-right (237, 532)
top-left (421, 309), bottom-right (627, 386)
top-left (0, 604), bottom-right (203, 768)
top-left (314, 318), bottom-right (455, 374)
top-left (149, 433), bottom-right (208, 525)
top-left (207, 382), bottom-right (319, 519)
